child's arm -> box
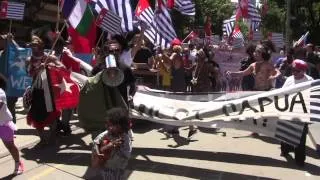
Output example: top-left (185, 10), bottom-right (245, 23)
top-left (92, 130), bottom-right (109, 155)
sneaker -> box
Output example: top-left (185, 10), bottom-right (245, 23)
top-left (188, 129), bottom-right (197, 138)
top-left (14, 161), bottom-right (24, 175)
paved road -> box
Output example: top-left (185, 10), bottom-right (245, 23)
top-left (0, 106), bottom-right (320, 179)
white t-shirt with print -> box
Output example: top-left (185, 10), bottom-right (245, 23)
top-left (282, 74), bottom-right (314, 88)
top-left (0, 88), bottom-right (13, 125)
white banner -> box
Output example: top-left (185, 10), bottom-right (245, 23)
top-left (131, 80), bottom-right (320, 146)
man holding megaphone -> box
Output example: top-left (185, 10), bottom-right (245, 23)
top-left (79, 37), bottom-right (136, 140)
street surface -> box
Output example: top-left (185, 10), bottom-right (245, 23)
top-left (0, 100), bottom-right (320, 180)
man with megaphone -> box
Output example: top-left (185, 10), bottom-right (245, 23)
top-left (78, 36), bottom-right (136, 140)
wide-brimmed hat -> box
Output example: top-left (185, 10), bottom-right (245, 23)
top-left (101, 55), bottom-right (124, 87)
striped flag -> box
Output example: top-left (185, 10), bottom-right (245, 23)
top-left (310, 80), bottom-right (320, 123)
top-left (222, 15), bottom-right (236, 37)
top-left (135, 0), bottom-right (159, 46)
top-left (96, 8), bottom-right (122, 35)
top-left (174, 0), bottom-right (195, 16)
top-left (154, 0), bottom-right (177, 48)
top-left (237, 0), bottom-right (261, 23)
top-left (136, 0), bottom-right (176, 48)
top-left (248, 2), bottom-right (261, 22)
top-left (269, 32), bottom-right (284, 48)
top-left (92, 0), bottom-right (133, 33)
top-left (275, 120), bottom-right (305, 147)
top-left (0, 1), bottom-right (25, 20)
top-left (231, 25), bottom-right (244, 48)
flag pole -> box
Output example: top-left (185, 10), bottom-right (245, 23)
top-left (96, 32), bottom-right (104, 48)
top-left (8, 20), bottom-right (12, 34)
top-left (182, 31), bottom-right (194, 43)
top-left (56, 0), bottom-right (60, 32)
top-left (44, 21), bottom-right (67, 63)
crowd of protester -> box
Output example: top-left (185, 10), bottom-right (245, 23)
top-left (1, 29), bottom-right (320, 177)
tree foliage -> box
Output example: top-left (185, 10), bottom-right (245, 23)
top-left (133, 0), bottom-right (320, 44)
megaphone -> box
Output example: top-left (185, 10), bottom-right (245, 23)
top-left (101, 54), bottom-right (124, 87)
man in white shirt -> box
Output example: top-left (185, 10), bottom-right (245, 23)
top-left (281, 59), bottom-right (313, 166)
top-left (282, 59), bottom-right (313, 88)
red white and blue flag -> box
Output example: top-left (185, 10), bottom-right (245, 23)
top-left (0, 1), bottom-right (25, 20)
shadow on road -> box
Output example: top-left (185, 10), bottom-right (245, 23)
top-left (129, 147), bottom-right (320, 177)
top-left (20, 131), bottom-right (91, 167)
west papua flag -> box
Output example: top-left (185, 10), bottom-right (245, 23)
top-left (174, 0), bottom-right (195, 16)
top-left (92, 0), bottom-right (133, 32)
top-left (43, 66), bottom-right (81, 111)
top-left (96, 8), bottom-right (122, 35)
top-left (0, 1), bottom-right (25, 20)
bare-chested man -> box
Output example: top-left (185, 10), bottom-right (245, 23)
top-left (227, 44), bottom-right (280, 91)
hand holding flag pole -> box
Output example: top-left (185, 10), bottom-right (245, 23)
top-left (43, 21), bottom-right (67, 64)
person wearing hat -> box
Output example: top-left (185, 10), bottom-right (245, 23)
top-left (280, 59), bottom-right (313, 166)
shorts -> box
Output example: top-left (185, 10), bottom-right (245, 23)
top-left (0, 121), bottom-right (16, 142)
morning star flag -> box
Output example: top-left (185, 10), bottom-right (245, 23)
top-left (135, 0), bottom-right (173, 48)
top-left (93, 0), bottom-right (133, 32)
top-left (223, 15), bottom-right (236, 37)
top-left (174, 0), bottom-right (195, 16)
top-left (248, 2), bottom-right (261, 22)
top-left (131, 80), bottom-right (320, 146)
top-left (153, 0), bottom-right (177, 47)
top-left (96, 8), bottom-right (122, 35)
top-left (0, 1), bottom-right (25, 20)
top-left (2, 40), bottom-right (32, 97)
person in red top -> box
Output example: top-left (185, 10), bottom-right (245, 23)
top-left (204, 16), bottom-right (213, 36)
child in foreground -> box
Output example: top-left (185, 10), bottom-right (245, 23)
top-left (0, 73), bottom-right (24, 175)
top-left (91, 107), bottom-right (132, 180)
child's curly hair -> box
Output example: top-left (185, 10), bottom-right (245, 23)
top-left (106, 108), bottom-right (130, 133)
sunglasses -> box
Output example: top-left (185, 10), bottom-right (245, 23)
top-left (108, 48), bottom-right (120, 54)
